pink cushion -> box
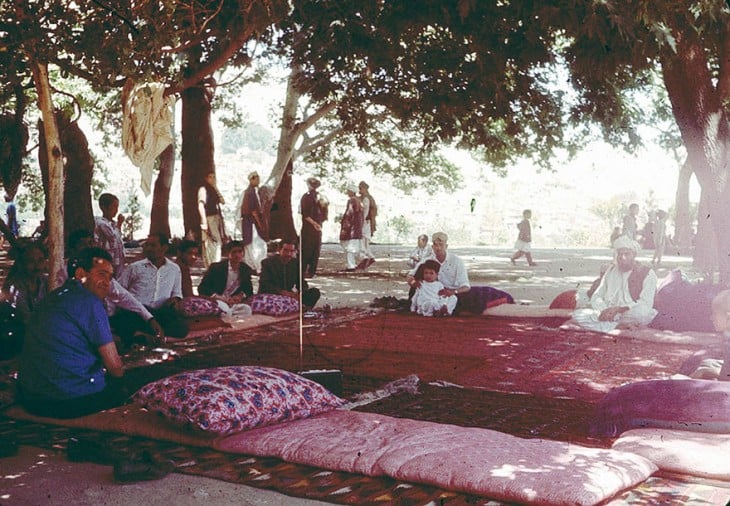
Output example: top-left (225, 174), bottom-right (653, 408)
top-left (549, 290), bottom-right (577, 309)
top-left (133, 366), bottom-right (345, 435)
top-left (591, 379), bottom-right (730, 437)
top-left (216, 410), bottom-right (657, 505)
top-left (613, 428), bottom-right (730, 480)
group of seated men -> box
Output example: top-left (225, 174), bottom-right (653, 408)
top-left (16, 233), bottom-right (318, 419)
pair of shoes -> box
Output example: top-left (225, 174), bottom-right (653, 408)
top-left (432, 305), bottom-right (449, 317)
top-left (342, 268), bottom-right (356, 272)
top-left (67, 437), bottom-right (118, 465)
top-left (528, 262), bottom-right (538, 267)
top-left (365, 258), bottom-right (376, 268)
top-left (113, 450), bottom-right (175, 483)
top-left (355, 258), bottom-right (369, 270)
top-left (510, 258), bottom-right (516, 265)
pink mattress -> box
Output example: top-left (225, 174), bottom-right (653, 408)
top-left (214, 410), bottom-right (656, 505)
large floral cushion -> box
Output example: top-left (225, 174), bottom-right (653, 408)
top-left (132, 366), bottom-right (346, 435)
top-left (245, 294), bottom-right (299, 316)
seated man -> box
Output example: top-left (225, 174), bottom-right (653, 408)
top-left (572, 236), bottom-right (658, 332)
top-left (18, 247), bottom-right (126, 418)
top-left (259, 239), bottom-right (320, 308)
top-left (59, 230), bottom-right (165, 340)
top-left (174, 239), bottom-right (201, 298)
top-left (198, 240), bottom-right (254, 305)
top-left (406, 232), bottom-right (513, 313)
top-left (112, 233), bottom-right (188, 344)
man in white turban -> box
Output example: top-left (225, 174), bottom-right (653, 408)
top-left (572, 236), bottom-right (658, 332)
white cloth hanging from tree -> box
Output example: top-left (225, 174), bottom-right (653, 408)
top-left (121, 81), bottom-right (175, 195)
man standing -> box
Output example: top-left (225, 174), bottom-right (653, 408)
top-left (239, 171), bottom-right (267, 272)
top-left (18, 247), bottom-right (126, 418)
top-left (94, 193), bottom-right (126, 278)
top-left (573, 236), bottom-right (658, 332)
top-left (300, 177), bottom-right (326, 278)
top-left (197, 172), bottom-right (227, 268)
top-left (622, 203), bottom-right (639, 241)
top-left (198, 240), bottom-right (254, 305)
top-left (259, 239), bottom-right (320, 308)
top-left (357, 181), bottom-right (377, 270)
top-left (114, 233), bottom-right (188, 343)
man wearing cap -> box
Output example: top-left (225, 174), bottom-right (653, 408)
top-left (357, 181), bottom-right (377, 270)
top-left (300, 177), bottom-right (326, 278)
top-left (573, 236), bottom-right (658, 331)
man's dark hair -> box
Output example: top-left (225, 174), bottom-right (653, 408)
top-left (67, 247), bottom-right (113, 279)
top-left (177, 239), bottom-right (199, 253)
top-left (68, 229), bottom-right (93, 254)
top-left (422, 259), bottom-right (441, 273)
top-left (148, 232), bottom-right (170, 247)
top-left (98, 193), bottom-right (119, 209)
top-left (225, 240), bottom-right (244, 254)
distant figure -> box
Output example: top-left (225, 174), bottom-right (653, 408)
top-left (510, 209), bottom-right (536, 266)
top-left (5, 194), bottom-right (19, 238)
top-left (652, 210), bottom-right (668, 266)
top-left (407, 234), bottom-right (431, 268)
top-left (94, 193), bottom-right (126, 278)
top-left (610, 227), bottom-right (621, 248)
top-left (357, 181), bottom-right (377, 270)
top-left (198, 172), bottom-right (227, 268)
top-left (300, 177), bottom-right (327, 278)
top-left (622, 203), bottom-right (639, 240)
top-left (339, 186), bottom-right (364, 272)
top-left (239, 171), bottom-right (267, 273)
top-left (641, 210), bottom-right (656, 249)
top-left (410, 259), bottom-right (457, 317)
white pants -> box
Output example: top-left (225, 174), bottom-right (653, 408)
top-left (244, 226), bottom-right (267, 273)
top-left (571, 306), bottom-right (658, 332)
top-left (341, 239), bottom-right (362, 269)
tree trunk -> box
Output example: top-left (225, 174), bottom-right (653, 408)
top-left (150, 143), bottom-right (174, 237)
top-left (268, 158), bottom-right (297, 243)
top-left (661, 29), bottom-right (730, 286)
top-left (39, 113), bottom-right (95, 252)
top-left (31, 61), bottom-right (65, 289)
top-left (673, 157), bottom-right (693, 253)
top-left (693, 190), bottom-right (718, 279)
top-left (181, 78), bottom-right (216, 241)
top-left (268, 65), bottom-right (302, 193)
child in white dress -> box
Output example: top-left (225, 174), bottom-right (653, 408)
top-left (410, 260), bottom-right (458, 317)
top-left (407, 234), bottom-right (432, 268)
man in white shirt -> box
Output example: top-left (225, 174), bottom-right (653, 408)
top-left (112, 233), bottom-right (188, 345)
top-left (406, 232), bottom-right (470, 297)
top-left (572, 236), bottom-right (658, 332)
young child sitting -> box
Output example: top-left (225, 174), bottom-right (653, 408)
top-left (410, 259), bottom-right (457, 317)
top-left (407, 234), bottom-right (431, 268)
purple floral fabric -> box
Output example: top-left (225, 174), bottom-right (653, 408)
top-left (132, 366), bottom-right (345, 435)
top-left (245, 294), bottom-right (299, 316)
top-left (178, 296), bottom-right (223, 317)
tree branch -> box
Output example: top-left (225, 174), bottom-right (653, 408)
top-left (294, 101), bottom-right (337, 136)
top-left (295, 125), bottom-right (344, 158)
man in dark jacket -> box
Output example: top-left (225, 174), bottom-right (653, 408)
top-left (259, 239), bottom-right (320, 308)
top-left (198, 240), bottom-right (254, 305)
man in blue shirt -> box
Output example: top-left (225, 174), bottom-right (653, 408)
top-left (18, 247), bottom-right (126, 418)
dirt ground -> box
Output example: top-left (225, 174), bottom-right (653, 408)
top-left (0, 243), bottom-right (698, 505)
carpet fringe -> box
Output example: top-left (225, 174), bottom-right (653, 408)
top-left (343, 375), bottom-right (420, 409)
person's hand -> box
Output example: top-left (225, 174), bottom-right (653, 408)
top-left (314, 223), bottom-right (321, 232)
top-left (147, 318), bottom-right (165, 344)
top-left (407, 276), bottom-right (421, 290)
top-left (439, 288), bottom-right (457, 297)
top-left (598, 306), bottom-right (628, 322)
top-left (229, 293), bottom-right (244, 304)
top-left (117, 214), bottom-right (126, 227)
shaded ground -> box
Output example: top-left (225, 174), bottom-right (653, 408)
top-left (0, 242), bottom-right (707, 505)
